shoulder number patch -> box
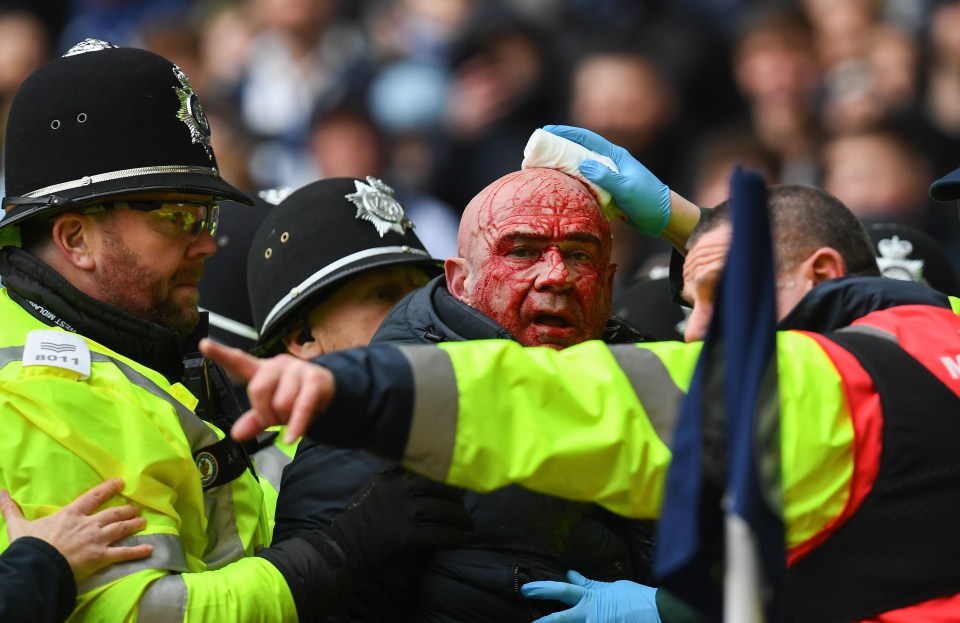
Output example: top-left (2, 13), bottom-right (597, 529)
top-left (22, 330), bottom-right (91, 380)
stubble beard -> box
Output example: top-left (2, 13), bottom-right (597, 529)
top-left (97, 225), bottom-right (201, 336)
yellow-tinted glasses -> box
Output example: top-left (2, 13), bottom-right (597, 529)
top-left (96, 201), bottom-right (220, 239)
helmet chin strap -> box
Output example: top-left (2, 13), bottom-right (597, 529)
top-left (4, 194), bottom-right (69, 208)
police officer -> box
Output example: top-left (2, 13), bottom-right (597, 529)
top-left (203, 126), bottom-right (960, 622)
top-left (245, 177), bottom-right (454, 621)
top-left (0, 40), bottom-right (469, 621)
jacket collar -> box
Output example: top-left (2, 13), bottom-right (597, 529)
top-left (374, 274), bottom-right (651, 345)
top-left (777, 276), bottom-right (953, 333)
top-left (0, 246), bottom-right (192, 382)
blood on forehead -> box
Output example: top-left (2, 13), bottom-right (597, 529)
top-left (460, 169), bottom-right (609, 255)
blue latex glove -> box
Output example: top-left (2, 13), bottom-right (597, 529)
top-left (521, 570), bottom-right (662, 623)
top-left (543, 124), bottom-right (671, 236)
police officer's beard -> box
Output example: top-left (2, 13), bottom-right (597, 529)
top-left (96, 226), bottom-right (201, 337)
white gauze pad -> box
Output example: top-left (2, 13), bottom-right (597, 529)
top-left (521, 128), bottom-right (627, 222)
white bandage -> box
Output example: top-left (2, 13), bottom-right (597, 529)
top-left (521, 128), bottom-right (626, 222)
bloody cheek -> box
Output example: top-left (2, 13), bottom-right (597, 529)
top-left (469, 258), bottom-right (528, 335)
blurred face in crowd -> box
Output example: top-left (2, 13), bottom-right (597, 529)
top-left (446, 168), bottom-right (616, 350)
top-left (46, 193), bottom-right (219, 336)
top-left (284, 264), bottom-right (431, 357)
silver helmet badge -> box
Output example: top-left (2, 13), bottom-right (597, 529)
top-left (345, 176), bottom-right (414, 238)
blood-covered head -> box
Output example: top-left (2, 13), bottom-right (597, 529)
top-left (447, 168), bottom-right (616, 349)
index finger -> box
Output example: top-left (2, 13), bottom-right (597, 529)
top-left (64, 478), bottom-right (124, 515)
top-left (200, 338), bottom-right (262, 383)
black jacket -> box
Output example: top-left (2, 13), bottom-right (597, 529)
top-left (0, 537), bottom-right (75, 623)
top-left (275, 276), bottom-right (656, 622)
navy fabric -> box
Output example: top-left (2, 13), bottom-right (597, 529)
top-left (655, 169), bottom-right (784, 621)
top-left (0, 537), bottom-right (76, 623)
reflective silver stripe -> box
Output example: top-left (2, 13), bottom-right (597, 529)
top-left (86, 353), bottom-right (249, 571)
top-left (609, 345), bottom-right (685, 449)
top-left (23, 165), bottom-right (220, 198)
top-left (136, 575), bottom-right (187, 623)
top-left (200, 308), bottom-right (259, 342)
top-left (838, 323), bottom-right (899, 343)
top-left (396, 345), bottom-right (459, 481)
top-left (252, 444), bottom-right (292, 491)
top-left (79, 533), bottom-right (188, 593)
top-left (260, 246), bottom-right (431, 336)
top-left (0, 345), bottom-right (249, 572)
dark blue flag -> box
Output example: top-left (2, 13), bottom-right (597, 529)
top-left (653, 168), bottom-right (784, 622)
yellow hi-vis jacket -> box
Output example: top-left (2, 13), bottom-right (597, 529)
top-left (390, 300), bottom-right (960, 554)
top-left (0, 290), bottom-right (297, 621)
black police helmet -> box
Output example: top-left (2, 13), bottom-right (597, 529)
top-left (199, 193), bottom-right (282, 352)
top-left (248, 177), bottom-right (443, 355)
top-left (1, 39), bottom-right (252, 233)
top-left (866, 222), bottom-right (960, 296)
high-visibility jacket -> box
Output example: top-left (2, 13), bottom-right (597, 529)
top-left (306, 277), bottom-right (960, 622)
top-left (0, 290), bottom-right (297, 621)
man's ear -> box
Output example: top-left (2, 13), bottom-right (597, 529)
top-left (445, 257), bottom-right (471, 304)
top-left (806, 247), bottom-right (847, 285)
top-left (50, 213), bottom-right (96, 271)
top-left (282, 323), bottom-right (323, 359)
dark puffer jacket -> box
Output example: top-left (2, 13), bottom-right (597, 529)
top-left (274, 276), bottom-right (657, 622)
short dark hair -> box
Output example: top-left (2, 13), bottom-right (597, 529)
top-left (691, 184), bottom-right (880, 277)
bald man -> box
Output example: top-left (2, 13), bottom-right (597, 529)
top-left (444, 167), bottom-right (619, 349)
top-left (281, 167), bottom-right (656, 623)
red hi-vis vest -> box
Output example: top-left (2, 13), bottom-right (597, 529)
top-left (786, 305), bottom-right (960, 623)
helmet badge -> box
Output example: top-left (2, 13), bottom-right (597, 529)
top-left (173, 66), bottom-right (213, 160)
top-left (345, 176), bottom-right (414, 238)
top-left (62, 38), bottom-right (118, 57)
top-left (876, 235), bottom-right (925, 283)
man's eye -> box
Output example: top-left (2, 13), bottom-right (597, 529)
top-left (569, 250), bottom-right (593, 261)
top-left (372, 287), bottom-right (402, 302)
top-left (508, 247), bottom-right (535, 258)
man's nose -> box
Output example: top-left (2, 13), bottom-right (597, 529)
top-left (534, 247), bottom-right (572, 290)
top-left (187, 228), bottom-right (218, 260)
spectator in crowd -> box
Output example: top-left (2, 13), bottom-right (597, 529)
top-left (432, 3), bottom-right (564, 211)
top-left (566, 47), bottom-right (687, 285)
top-left (731, 6), bottom-right (822, 186)
top-left (820, 124), bottom-right (932, 227)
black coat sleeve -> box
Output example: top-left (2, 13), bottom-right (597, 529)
top-left (0, 537), bottom-right (76, 623)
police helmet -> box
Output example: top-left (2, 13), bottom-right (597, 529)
top-left (248, 177), bottom-right (443, 355)
top-left (199, 192), bottom-right (284, 351)
top-left (1, 38), bottom-right (252, 234)
top-left (866, 222), bottom-right (960, 296)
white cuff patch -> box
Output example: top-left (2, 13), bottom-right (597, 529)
top-left (23, 330), bottom-right (91, 380)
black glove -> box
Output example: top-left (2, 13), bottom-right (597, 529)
top-left (326, 467), bottom-right (473, 575)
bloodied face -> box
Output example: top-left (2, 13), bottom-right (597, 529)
top-left (446, 168), bottom-right (616, 349)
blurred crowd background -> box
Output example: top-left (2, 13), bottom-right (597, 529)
top-left (4, 0), bottom-right (960, 284)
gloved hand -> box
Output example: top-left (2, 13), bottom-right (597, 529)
top-left (521, 569), bottom-right (662, 623)
top-left (544, 124), bottom-right (671, 237)
top-left (325, 467), bottom-right (473, 575)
